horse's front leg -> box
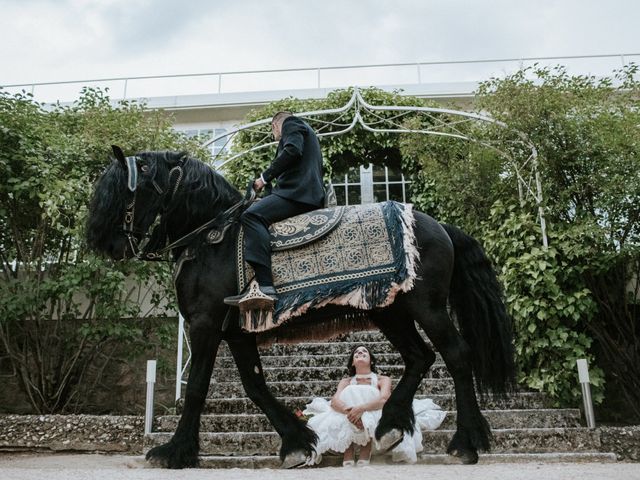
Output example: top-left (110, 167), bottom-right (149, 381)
top-left (225, 331), bottom-right (318, 468)
top-left (372, 307), bottom-right (436, 450)
top-left (146, 313), bottom-right (222, 468)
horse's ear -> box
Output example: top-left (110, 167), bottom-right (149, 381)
top-left (112, 145), bottom-right (126, 168)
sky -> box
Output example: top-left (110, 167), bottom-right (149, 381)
top-left (1, 0), bottom-right (639, 99)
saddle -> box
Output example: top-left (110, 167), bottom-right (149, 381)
top-left (268, 206), bottom-right (345, 251)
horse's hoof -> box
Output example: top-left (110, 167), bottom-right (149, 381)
top-left (377, 429), bottom-right (403, 452)
top-left (449, 449), bottom-right (479, 465)
top-left (145, 455), bottom-right (168, 468)
top-left (145, 442), bottom-right (198, 469)
top-left (145, 447), bottom-right (168, 468)
top-left (127, 456), bottom-right (152, 469)
top-left (281, 450), bottom-right (308, 469)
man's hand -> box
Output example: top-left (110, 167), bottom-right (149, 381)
top-left (253, 177), bottom-right (266, 192)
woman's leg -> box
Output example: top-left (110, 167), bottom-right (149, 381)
top-left (343, 443), bottom-right (355, 466)
top-left (357, 441), bottom-right (372, 466)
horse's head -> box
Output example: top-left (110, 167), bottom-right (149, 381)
top-left (86, 145), bottom-right (185, 260)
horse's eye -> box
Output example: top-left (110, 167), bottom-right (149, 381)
top-left (140, 165), bottom-right (150, 173)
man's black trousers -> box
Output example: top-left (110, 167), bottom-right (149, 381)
top-left (241, 194), bottom-right (316, 287)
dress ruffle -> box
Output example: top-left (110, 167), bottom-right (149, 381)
top-left (304, 384), bottom-right (446, 463)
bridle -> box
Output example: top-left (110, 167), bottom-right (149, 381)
top-left (121, 155), bottom-right (256, 261)
top-left (121, 155), bottom-right (185, 260)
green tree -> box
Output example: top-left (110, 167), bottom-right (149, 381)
top-left (478, 65), bottom-right (640, 420)
top-left (0, 88), bottom-right (203, 413)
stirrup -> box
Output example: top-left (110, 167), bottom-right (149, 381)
top-left (224, 280), bottom-right (277, 308)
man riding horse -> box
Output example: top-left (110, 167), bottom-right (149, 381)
top-left (224, 111), bottom-right (325, 311)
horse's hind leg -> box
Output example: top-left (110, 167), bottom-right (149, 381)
top-left (371, 308), bottom-right (436, 450)
top-left (225, 331), bottom-right (317, 468)
top-left (411, 295), bottom-right (490, 464)
top-left (146, 313), bottom-right (222, 468)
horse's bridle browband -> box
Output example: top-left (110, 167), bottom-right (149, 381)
top-left (122, 156), bottom-right (255, 261)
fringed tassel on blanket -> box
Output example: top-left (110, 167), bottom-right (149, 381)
top-left (241, 307), bottom-right (277, 333)
top-left (257, 313), bottom-right (376, 346)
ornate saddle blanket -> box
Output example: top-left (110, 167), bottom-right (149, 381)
top-left (236, 201), bottom-right (419, 332)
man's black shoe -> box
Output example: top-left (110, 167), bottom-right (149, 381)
top-left (224, 281), bottom-right (278, 308)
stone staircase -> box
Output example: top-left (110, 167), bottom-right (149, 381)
top-left (145, 330), bottom-right (617, 467)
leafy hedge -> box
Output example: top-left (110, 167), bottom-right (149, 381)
top-left (404, 65), bottom-right (639, 418)
top-left (0, 88), bottom-right (205, 413)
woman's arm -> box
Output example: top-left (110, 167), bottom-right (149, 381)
top-left (345, 376), bottom-right (392, 423)
top-left (330, 378), bottom-right (351, 414)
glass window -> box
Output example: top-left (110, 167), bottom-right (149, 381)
top-left (373, 184), bottom-right (388, 203)
top-left (387, 168), bottom-right (403, 182)
top-left (212, 128), bottom-right (228, 155)
top-left (334, 186), bottom-right (346, 206)
top-left (331, 163), bottom-right (410, 205)
top-left (388, 183), bottom-right (404, 202)
top-left (347, 187), bottom-right (361, 206)
top-left (372, 165), bottom-right (387, 182)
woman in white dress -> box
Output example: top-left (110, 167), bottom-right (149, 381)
top-left (304, 344), bottom-right (446, 466)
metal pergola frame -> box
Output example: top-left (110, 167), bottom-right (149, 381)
top-left (175, 86), bottom-right (546, 400)
top-left (206, 87), bottom-right (546, 246)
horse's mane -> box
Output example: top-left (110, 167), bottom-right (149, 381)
top-left (86, 151), bottom-right (242, 252)
top-left (87, 160), bottom-right (128, 251)
top-left (175, 154), bottom-right (243, 220)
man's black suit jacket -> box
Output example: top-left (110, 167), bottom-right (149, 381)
top-left (261, 116), bottom-right (325, 207)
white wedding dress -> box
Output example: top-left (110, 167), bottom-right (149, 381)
top-left (303, 372), bottom-right (446, 463)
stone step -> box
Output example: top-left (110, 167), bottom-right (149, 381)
top-left (162, 451), bottom-right (617, 468)
top-left (219, 341), bottom-right (415, 358)
top-left (155, 408), bottom-right (582, 432)
top-left (181, 392), bottom-right (552, 415)
top-left (214, 352), bottom-right (422, 369)
top-left (211, 364), bottom-right (451, 383)
top-left (207, 379), bottom-right (461, 398)
top-left (318, 329), bottom-right (433, 343)
top-left (145, 427), bottom-right (603, 456)
top-left (334, 330), bottom-right (409, 342)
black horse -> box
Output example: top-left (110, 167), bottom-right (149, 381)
top-left (86, 147), bottom-right (515, 468)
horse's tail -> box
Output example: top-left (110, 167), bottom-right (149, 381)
top-left (441, 223), bottom-right (516, 396)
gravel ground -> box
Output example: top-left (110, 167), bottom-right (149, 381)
top-left (1, 454), bottom-right (639, 480)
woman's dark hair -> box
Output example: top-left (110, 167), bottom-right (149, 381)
top-left (347, 344), bottom-right (377, 376)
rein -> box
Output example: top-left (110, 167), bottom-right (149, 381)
top-left (146, 189), bottom-right (254, 260)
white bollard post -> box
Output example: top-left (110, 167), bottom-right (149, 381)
top-left (145, 360), bottom-right (157, 435)
top-left (176, 314), bottom-right (185, 402)
top-left (576, 358), bottom-right (596, 429)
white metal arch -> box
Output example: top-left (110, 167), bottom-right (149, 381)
top-left (175, 87), bottom-right (546, 401)
top-left (204, 87), bottom-right (546, 247)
